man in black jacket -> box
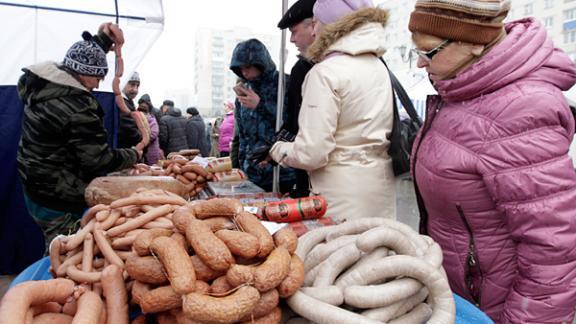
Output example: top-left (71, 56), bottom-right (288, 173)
top-left (186, 107), bottom-right (210, 157)
top-left (118, 71), bottom-right (142, 148)
top-left (277, 0), bottom-right (316, 197)
top-left (159, 106), bottom-right (189, 155)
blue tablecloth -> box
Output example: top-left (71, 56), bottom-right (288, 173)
top-left (11, 257), bottom-right (493, 323)
top-left (10, 256), bottom-right (52, 287)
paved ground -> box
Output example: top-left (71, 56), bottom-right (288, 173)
top-left (395, 174), bottom-right (419, 231)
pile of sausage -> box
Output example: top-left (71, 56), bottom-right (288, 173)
top-left (127, 198), bottom-right (304, 323)
top-left (0, 194), bottom-right (305, 323)
top-left (287, 218), bottom-right (456, 324)
top-left (129, 160), bottom-right (212, 197)
top-left (166, 149), bottom-right (200, 160)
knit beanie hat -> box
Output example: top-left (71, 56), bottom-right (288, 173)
top-left (129, 71), bottom-right (140, 83)
top-left (408, 0), bottom-right (511, 45)
top-left (313, 0), bottom-right (373, 24)
top-left (62, 32), bottom-right (108, 77)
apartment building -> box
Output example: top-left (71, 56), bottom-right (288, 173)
top-left (378, 0), bottom-right (576, 71)
top-left (194, 28), bottom-right (280, 117)
top-left (508, 0), bottom-right (576, 61)
top-left (378, 0), bottom-right (417, 72)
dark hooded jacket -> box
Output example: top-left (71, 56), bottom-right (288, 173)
top-left (159, 106), bottom-right (189, 154)
top-left (17, 62), bottom-right (138, 213)
top-left (139, 94), bottom-right (162, 125)
top-left (229, 38), bottom-right (294, 190)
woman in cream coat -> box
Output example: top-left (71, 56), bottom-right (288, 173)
top-left (270, 1), bottom-right (395, 222)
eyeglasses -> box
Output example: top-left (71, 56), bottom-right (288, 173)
top-left (411, 39), bottom-right (452, 62)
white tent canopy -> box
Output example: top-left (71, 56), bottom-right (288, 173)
top-left (0, 0), bottom-right (164, 91)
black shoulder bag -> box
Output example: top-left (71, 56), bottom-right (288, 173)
top-left (380, 58), bottom-right (423, 176)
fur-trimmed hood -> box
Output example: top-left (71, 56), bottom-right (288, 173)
top-left (25, 61), bottom-right (89, 92)
top-left (307, 7), bottom-right (389, 62)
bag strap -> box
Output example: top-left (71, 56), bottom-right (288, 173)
top-left (380, 58), bottom-right (423, 127)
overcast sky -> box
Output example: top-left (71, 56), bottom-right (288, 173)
top-left (136, 0), bottom-right (393, 107)
top-left (137, 0), bottom-right (294, 107)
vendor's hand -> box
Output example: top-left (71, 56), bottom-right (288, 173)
top-left (98, 23), bottom-right (124, 50)
top-left (237, 88), bottom-right (260, 109)
top-left (133, 142), bottom-right (145, 160)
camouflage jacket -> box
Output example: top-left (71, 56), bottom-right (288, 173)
top-left (230, 39), bottom-right (295, 190)
top-left (17, 62), bottom-right (138, 213)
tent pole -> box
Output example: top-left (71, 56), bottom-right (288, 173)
top-left (114, 0), bottom-right (119, 24)
top-left (273, 0), bottom-right (289, 194)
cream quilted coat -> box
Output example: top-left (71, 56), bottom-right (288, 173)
top-left (270, 8), bottom-right (396, 222)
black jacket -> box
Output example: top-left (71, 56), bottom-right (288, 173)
top-left (151, 107), bottom-right (163, 125)
top-left (284, 57), bottom-right (314, 134)
top-left (186, 115), bottom-right (210, 157)
top-left (159, 107), bottom-right (189, 154)
top-left (284, 57), bottom-right (314, 197)
top-left (117, 97), bottom-right (142, 148)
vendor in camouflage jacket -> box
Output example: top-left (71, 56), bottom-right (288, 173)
top-left (17, 27), bottom-right (141, 249)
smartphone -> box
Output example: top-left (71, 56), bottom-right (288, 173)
top-left (233, 83), bottom-right (247, 97)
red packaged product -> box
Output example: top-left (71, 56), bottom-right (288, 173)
top-left (261, 196), bottom-right (327, 223)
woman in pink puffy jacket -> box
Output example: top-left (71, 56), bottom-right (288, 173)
top-left (409, 0), bottom-right (576, 322)
top-left (218, 102), bottom-right (235, 157)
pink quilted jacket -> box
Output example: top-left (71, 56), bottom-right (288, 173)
top-left (413, 18), bottom-right (576, 323)
top-left (218, 111), bottom-right (234, 153)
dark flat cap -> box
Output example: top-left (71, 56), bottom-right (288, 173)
top-left (186, 107), bottom-right (199, 116)
top-left (277, 0), bottom-right (316, 29)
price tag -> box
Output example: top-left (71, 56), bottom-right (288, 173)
top-left (261, 221), bottom-right (288, 235)
top-left (243, 206), bottom-right (259, 214)
top-left (191, 156), bottom-right (210, 168)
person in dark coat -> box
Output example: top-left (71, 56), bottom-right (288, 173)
top-left (17, 26), bottom-right (141, 249)
top-left (230, 113), bottom-right (241, 168)
top-left (160, 99), bottom-right (174, 115)
top-left (159, 106), bottom-right (189, 155)
top-left (229, 38), bottom-right (295, 192)
top-left (185, 107), bottom-right (210, 157)
top-left (277, 0), bottom-right (316, 197)
top-left (118, 71), bottom-right (142, 148)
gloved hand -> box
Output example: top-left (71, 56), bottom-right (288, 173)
top-left (247, 144), bottom-right (273, 166)
top-left (246, 129), bottom-right (296, 165)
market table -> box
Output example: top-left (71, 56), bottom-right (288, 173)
top-left (11, 257), bottom-right (494, 324)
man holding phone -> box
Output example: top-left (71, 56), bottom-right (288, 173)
top-left (247, 0), bottom-right (316, 197)
top-left (229, 39), bottom-right (295, 192)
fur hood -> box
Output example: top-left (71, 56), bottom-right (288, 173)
top-left (307, 7), bottom-right (389, 63)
